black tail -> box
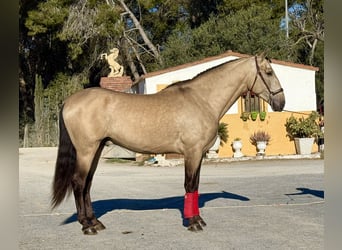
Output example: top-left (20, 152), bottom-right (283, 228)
top-left (51, 105), bottom-right (76, 209)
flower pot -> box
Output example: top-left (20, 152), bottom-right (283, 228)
top-left (259, 111), bottom-right (267, 121)
top-left (207, 136), bottom-right (220, 158)
top-left (256, 141), bottom-right (267, 155)
top-left (232, 140), bottom-right (243, 158)
top-left (240, 112), bottom-right (250, 122)
top-left (294, 137), bottom-right (314, 155)
top-left (250, 111), bottom-right (258, 121)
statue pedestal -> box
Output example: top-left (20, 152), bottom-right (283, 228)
top-left (100, 76), bottom-right (133, 92)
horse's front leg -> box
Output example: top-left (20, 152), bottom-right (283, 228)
top-left (183, 152), bottom-right (207, 232)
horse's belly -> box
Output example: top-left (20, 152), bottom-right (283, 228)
top-left (108, 126), bottom-right (183, 154)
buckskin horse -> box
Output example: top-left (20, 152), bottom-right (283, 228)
top-left (51, 55), bottom-right (285, 234)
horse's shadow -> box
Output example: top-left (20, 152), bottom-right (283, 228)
top-left (62, 191), bottom-right (249, 225)
top-left (285, 187), bottom-right (324, 199)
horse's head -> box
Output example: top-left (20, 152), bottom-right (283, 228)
top-left (248, 55), bottom-right (285, 111)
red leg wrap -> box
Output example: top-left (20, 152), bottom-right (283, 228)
top-left (193, 190), bottom-right (199, 216)
top-left (184, 191), bottom-right (200, 218)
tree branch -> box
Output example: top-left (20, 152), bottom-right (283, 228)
top-left (117, 0), bottom-right (163, 65)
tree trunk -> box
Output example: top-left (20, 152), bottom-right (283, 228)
top-left (308, 38), bottom-right (317, 66)
top-left (34, 74), bottom-right (44, 146)
top-left (117, 0), bottom-right (163, 66)
top-left (120, 38), bottom-right (141, 81)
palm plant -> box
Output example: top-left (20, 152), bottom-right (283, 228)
top-left (218, 122), bottom-right (228, 146)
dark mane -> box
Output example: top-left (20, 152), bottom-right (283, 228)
top-left (163, 58), bottom-right (241, 90)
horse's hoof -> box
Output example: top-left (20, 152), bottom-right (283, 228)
top-left (82, 226), bottom-right (97, 235)
top-left (197, 217), bottom-right (207, 227)
top-left (187, 215), bottom-right (207, 232)
top-left (94, 221), bottom-right (106, 231)
top-left (187, 223), bottom-right (203, 232)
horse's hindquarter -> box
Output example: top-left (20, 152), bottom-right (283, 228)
top-left (63, 88), bottom-right (215, 154)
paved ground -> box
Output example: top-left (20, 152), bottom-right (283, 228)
top-left (19, 147), bottom-right (324, 250)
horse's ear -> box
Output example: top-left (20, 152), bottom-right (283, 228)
top-left (257, 51), bottom-right (266, 60)
top-left (256, 51), bottom-right (272, 63)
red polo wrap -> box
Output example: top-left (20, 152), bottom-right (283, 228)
top-left (184, 191), bottom-right (199, 218)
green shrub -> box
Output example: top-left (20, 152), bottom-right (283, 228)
top-left (284, 111), bottom-right (323, 140)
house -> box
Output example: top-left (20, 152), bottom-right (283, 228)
top-left (132, 50), bottom-right (319, 157)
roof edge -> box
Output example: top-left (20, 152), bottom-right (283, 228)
top-left (140, 50), bottom-right (319, 80)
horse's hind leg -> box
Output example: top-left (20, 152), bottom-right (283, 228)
top-left (72, 146), bottom-right (101, 235)
top-left (72, 169), bottom-right (95, 234)
top-left (183, 150), bottom-right (207, 232)
top-left (83, 143), bottom-right (106, 232)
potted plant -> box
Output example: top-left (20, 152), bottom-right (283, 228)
top-left (284, 111), bottom-right (323, 155)
top-left (232, 138), bottom-right (243, 158)
top-left (218, 122), bottom-right (229, 146)
top-left (240, 112), bottom-right (250, 121)
top-left (259, 111), bottom-right (267, 121)
top-left (250, 111), bottom-right (259, 121)
top-left (249, 131), bottom-right (271, 156)
top-left (207, 122), bottom-right (228, 158)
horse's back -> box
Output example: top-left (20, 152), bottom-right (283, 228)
top-left (64, 87), bottom-right (122, 107)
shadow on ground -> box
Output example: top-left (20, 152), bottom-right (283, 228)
top-left (62, 191), bottom-right (249, 225)
top-left (285, 187), bottom-right (324, 199)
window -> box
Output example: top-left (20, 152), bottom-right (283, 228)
top-left (241, 91), bottom-right (266, 112)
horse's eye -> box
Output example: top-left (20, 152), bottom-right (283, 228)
top-left (266, 69), bottom-right (273, 75)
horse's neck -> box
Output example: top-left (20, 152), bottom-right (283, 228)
top-left (189, 58), bottom-right (253, 120)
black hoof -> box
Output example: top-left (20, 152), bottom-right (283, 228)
top-left (94, 221), bottom-right (106, 231)
top-left (82, 226), bottom-right (97, 235)
top-left (187, 215), bottom-right (207, 232)
top-left (196, 216), bottom-right (207, 227)
top-left (188, 223), bottom-right (203, 232)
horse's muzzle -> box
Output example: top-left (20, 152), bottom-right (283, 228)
top-left (270, 92), bottom-right (285, 111)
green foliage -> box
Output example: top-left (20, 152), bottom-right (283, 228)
top-left (28, 73), bottom-right (85, 146)
top-left (186, 0), bottom-right (222, 28)
top-left (25, 0), bottom-right (69, 35)
top-left (57, 2), bottom-right (122, 61)
top-left (219, 0), bottom-right (261, 14)
top-left (46, 73), bottom-right (85, 109)
top-left (95, 4), bottom-right (123, 36)
top-left (250, 111), bottom-right (259, 121)
top-left (284, 111), bottom-right (323, 140)
top-left (133, 0), bottom-right (188, 44)
top-left (160, 27), bottom-right (197, 68)
top-left (218, 122), bottom-right (229, 146)
top-left (240, 112), bottom-right (250, 122)
top-left (259, 111), bottom-right (267, 121)
top-left (161, 4), bottom-right (290, 68)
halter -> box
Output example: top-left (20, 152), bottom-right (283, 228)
top-left (249, 56), bottom-right (284, 96)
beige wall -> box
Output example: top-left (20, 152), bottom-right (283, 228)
top-left (218, 109), bottom-right (317, 157)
